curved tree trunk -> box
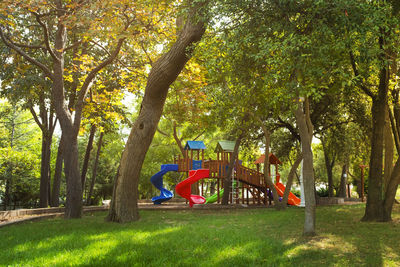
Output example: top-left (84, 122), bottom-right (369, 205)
top-left (260, 127), bottom-right (282, 210)
top-left (107, 4), bottom-right (206, 223)
top-left (281, 152), bottom-right (303, 208)
top-left (383, 159), bottom-right (400, 220)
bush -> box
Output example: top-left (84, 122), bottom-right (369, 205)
top-left (316, 187), bottom-right (329, 197)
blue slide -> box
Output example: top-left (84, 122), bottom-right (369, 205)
top-left (150, 164), bottom-right (178, 204)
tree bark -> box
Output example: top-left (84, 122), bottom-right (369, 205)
top-left (107, 4), bottom-right (206, 223)
top-left (86, 132), bottom-right (104, 205)
top-left (3, 177), bottom-right (10, 210)
top-left (81, 124), bottom-right (97, 192)
top-left (362, 61), bottom-right (388, 222)
top-left (173, 122), bottom-right (185, 157)
top-left (281, 152), bottom-right (303, 208)
top-left (337, 164), bottom-right (347, 198)
top-left (50, 135), bottom-right (64, 207)
top-left (221, 137), bottom-right (241, 205)
top-left (384, 104), bottom-right (394, 191)
top-left (294, 97), bottom-right (316, 236)
top-left (29, 95), bottom-right (56, 208)
top-left (321, 139), bottom-right (335, 197)
top-left (261, 127), bottom-right (283, 209)
top-left (39, 132), bottom-right (52, 207)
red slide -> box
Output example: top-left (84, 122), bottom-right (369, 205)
top-left (274, 182), bottom-right (301, 206)
top-left (176, 169), bottom-right (209, 207)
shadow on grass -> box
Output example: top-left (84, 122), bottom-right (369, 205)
top-left (0, 206), bottom-right (399, 266)
top-left (313, 204), bottom-right (400, 266)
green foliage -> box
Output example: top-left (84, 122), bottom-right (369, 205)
top-left (83, 131), bottom-right (126, 204)
top-left (0, 147), bottom-right (40, 208)
top-left (0, 100), bottom-right (42, 208)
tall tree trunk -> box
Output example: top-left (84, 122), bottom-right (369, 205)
top-left (381, 91), bottom-right (400, 220)
top-left (362, 63), bottom-right (388, 222)
top-left (337, 164), bottom-right (347, 198)
top-left (81, 124), bottom-right (97, 192)
top-left (3, 177), bottom-right (10, 211)
top-left (251, 113), bottom-right (282, 209)
top-left (221, 137), bottom-right (241, 205)
top-left (281, 152), bottom-right (303, 208)
top-left (50, 135), bottom-right (64, 207)
top-left (384, 105), bottom-right (394, 190)
top-left (383, 158), bottom-right (400, 220)
top-left (294, 97), bottom-right (316, 236)
top-left (29, 95), bottom-right (56, 208)
top-left (62, 131), bottom-right (82, 218)
top-left (261, 127), bottom-right (282, 209)
top-left (39, 133), bottom-right (52, 207)
top-left (51, 18), bottom-right (83, 218)
top-left (107, 4), bottom-right (206, 223)
top-left (86, 132), bottom-right (104, 205)
top-left (321, 139), bottom-right (335, 197)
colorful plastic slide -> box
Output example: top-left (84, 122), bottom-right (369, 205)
top-left (176, 169), bottom-right (209, 207)
top-left (205, 189), bottom-right (223, 204)
top-left (274, 182), bottom-right (300, 206)
top-left (150, 164), bottom-right (178, 204)
top-left (205, 181), bottom-right (236, 204)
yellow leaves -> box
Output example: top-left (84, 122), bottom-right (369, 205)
top-left (64, 74), bottom-right (73, 83)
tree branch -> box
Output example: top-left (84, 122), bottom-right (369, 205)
top-left (12, 42), bottom-right (46, 50)
top-left (140, 41), bottom-right (153, 65)
top-left (156, 127), bottom-right (169, 136)
top-left (64, 41), bottom-right (83, 51)
top-left (28, 103), bottom-right (45, 132)
top-left (88, 39), bottom-right (133, 70)
top-left (173, 121), bottom-right (185, 156)
top-left (31, 11), bottom-right (60, 61)
top-left (276, 116), bottom-right (301, 142)
top-left (0, 28), bottom-right (54, 80)
top-left (349, 51), bottom-right (374, 98)
top-left (193, 130), bottom-right (205, 141)
top-left (73, 37), bottom-right (126, 130)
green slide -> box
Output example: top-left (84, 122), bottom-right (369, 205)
top-left (205, 181), bottom-right (236, 204)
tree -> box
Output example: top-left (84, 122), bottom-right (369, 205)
top-left (0, 0), bottom-right (168, 218)
top-left (0, 44), bottom-right (56, 207)
top-left (107, 1), bottom-right (207, 223)
top-left (341, 0), bottom-right (400, 221)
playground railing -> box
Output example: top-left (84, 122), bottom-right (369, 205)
top-left (235, 164), bottom-right (265, 188)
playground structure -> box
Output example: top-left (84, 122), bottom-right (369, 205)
top-left (150, 140), bottom-right (300, 206)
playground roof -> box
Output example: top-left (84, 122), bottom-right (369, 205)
top-left (254, 153), bottom-right (282, 165)
top-left (184, 141), bottom-right (206, 150)
top-left (214, 140), bottom-right (236, 153)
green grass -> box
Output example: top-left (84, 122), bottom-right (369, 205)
top-left (1, 204), bottom-right (400, 266)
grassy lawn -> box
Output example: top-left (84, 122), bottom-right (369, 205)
top-left (1, 204), bottom-right (399, 267)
